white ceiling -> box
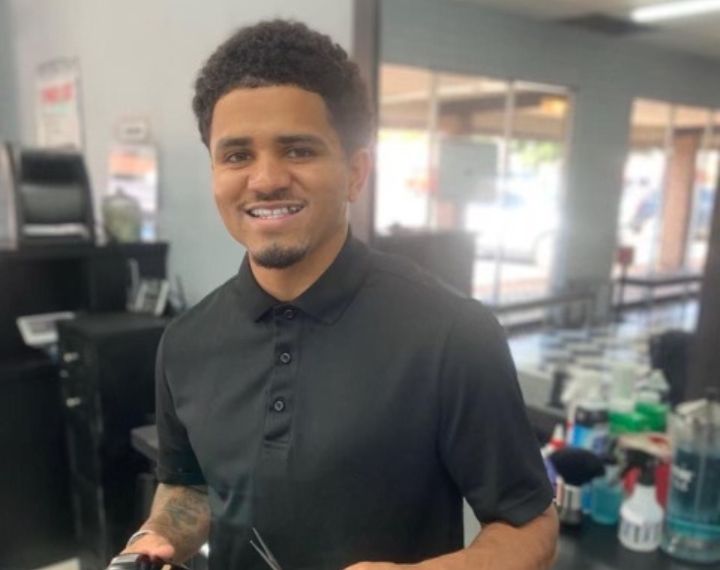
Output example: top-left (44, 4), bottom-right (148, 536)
top-left (455, 0), bottom-right (720, 61)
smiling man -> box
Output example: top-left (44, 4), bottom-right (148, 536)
top-left (116, 19), bottom-right (558, 570)
top-left (210, 84), bottom-right (368, 301)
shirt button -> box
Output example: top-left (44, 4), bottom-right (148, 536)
top-left (279, 352), bottom-right (292, 365)
top-left (283, 308), bottom-right (296, 320)
top-left (272, 398), bottom-right (286, 412)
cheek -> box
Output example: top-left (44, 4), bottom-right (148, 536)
top-left (212, 173), bottom-right (239, 205)
top-left (211, 181), bottom-right (243, 228)
top-left (310, 167), bottom-right (351, 204)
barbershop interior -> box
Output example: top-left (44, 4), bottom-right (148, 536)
top-left (1, 0), bottom-right (720, 569)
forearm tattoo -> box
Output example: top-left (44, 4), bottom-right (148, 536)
top-left (148, 484), bottom-right (210, 552)
top-left (164, 495), bottom-right (202, 529)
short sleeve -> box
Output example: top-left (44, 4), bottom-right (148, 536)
top-left (155, 332), bottom-right (206, 486)
top-left (439, 301), bottom-right (553, 526)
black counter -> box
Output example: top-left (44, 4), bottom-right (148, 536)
top-left (131, 424), bottom-right (160, 463)
top-left (554, 521), bottom-right (703, 570)
top-left (0, 241), bottom-right (168, 358)
top-left (131, 425), bottom-right (707, 569)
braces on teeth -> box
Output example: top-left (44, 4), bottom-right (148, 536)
top-left (249, 206), bottom-right (303, 218)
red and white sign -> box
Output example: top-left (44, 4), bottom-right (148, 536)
top-left (35, 58), bottom-right (83, 149)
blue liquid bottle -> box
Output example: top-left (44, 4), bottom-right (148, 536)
top-left (662, 392), bottom-right (720, 563)
top-left (591, 463), bottom-right (623, 525)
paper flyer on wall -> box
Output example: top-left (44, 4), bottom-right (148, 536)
top-left (35, 58), bottom-right (83, 149)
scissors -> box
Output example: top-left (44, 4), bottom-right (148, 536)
top-left (250, 527), bottom-right (283, 570)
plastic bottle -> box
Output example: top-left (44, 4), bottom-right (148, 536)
top-left (542, 424), bottom-right (565, 493)
top-left (541, 424), bottom-right (566, 458)
top-left (591, 461), bottom-right (623, 525)
top-left (619, 454), bottom-right (664, 552)
top-left (571, 399), bottom-right (609, 455)
top-left (636, 370), bottom-right (670, 403)
top-left (610, 362), bottom-right (636, 402)
top-left (610, 397), bottom-right (651, 435)
top-left (635, 399), bottom-right (668, 433)
top-left (662, 391), bottom-right (720, 563)
top-left (563, 371), bottom-right (604, 445)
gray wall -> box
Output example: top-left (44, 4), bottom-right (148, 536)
top-left (3, 0), bottom-right (353, 303)
top-left (382, 0), bottom-right (720, 298)
top-left (0, 0), bottom-right (18, 140)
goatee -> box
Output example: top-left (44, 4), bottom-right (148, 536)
top-left (251, 243), bottom-right (307, 269)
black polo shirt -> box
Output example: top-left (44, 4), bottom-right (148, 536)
top-left (156, 233), bottom-right (553, 570)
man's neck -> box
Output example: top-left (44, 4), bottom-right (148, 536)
top-left (249, 228), bottom-right (348, 302)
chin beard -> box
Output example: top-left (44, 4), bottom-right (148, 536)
top-left (251, 243), bottom-right (307, 269)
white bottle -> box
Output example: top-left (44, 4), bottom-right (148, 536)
top-left (618, 464), bottom-right (664, 552)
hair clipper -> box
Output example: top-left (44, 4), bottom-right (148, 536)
top-left (106, 553), bottom-right (191, 570)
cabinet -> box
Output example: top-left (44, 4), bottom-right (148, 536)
top-left (0, 242), bottom-right (168, 569)
top-left (58, 314), bottom-right (167, 570)
top-left (0, 242), bottom-right (168, 359)
top-left (0, 358), bottom-right (76, 569)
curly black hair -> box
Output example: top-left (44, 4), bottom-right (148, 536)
top-left (192, 19), bottom-right (374, 154)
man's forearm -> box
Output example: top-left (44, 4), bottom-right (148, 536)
top-left (418, 505), bottom-right (558, 570)
top-left (141, 483), bottom-right (211, 562)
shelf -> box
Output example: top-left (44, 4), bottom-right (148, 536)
top-left (0, 241), bottom-right (168, 262)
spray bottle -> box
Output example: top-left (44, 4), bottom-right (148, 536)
top-left (618, 450), bottom-right (664, 552)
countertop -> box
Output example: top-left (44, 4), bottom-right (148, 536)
top-left (131, 425), bottom-right (703, 569)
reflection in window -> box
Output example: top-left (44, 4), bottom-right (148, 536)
top-left (377, 65), bottom-right (572, 304)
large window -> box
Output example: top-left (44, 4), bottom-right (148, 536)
top-left (375, 66), bottom-right (433, 231)
top-left (618, 100), bottom-right (719, 276)
top-left (687, 111), bottom-right (720, 270)
top-left (377, 64), bottom-right (572, 304)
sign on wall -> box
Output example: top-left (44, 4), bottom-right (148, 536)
top-left (35, 58), bottom-right (84, 149)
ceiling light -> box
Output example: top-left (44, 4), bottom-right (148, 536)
top-left (631, 0), bottom-right (720, 23)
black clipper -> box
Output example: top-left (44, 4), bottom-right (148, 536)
top-left (106, 553), bottom-right (191, 570)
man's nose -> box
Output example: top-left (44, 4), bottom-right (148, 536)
top-left (247, 154), bottom-right (291, 193)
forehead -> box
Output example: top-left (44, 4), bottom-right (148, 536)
top-left (210, 85), bottom-right (339, 145)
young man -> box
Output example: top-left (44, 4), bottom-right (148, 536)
top-left (119, 19), bottom-right (558, 570)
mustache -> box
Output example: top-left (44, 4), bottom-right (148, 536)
top-left (251, 187), bottom-right (294, 202)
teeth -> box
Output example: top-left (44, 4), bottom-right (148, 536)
top-left (249, 205), bottom-right (303, 219)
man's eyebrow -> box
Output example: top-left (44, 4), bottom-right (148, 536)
top-left (214, 134), bottom-right (328, 155)
top-left (277, 134), bottom-right (327, 147)
top-left (214, 136), bottom-right (251, 154)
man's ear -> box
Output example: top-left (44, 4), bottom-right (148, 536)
top-left (347, 148), bottom-right (372, 203)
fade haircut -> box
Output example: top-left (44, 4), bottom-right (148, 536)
top-left (192, 19), bottom-right (374, 155)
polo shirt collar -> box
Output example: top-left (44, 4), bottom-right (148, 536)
top-left (235, 231), bottom-right (370, 324)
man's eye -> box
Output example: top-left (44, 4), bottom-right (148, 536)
top-left (226, 151), bottom-right (251, 163)
top-left (286, 147), bottom-right (315, 159)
